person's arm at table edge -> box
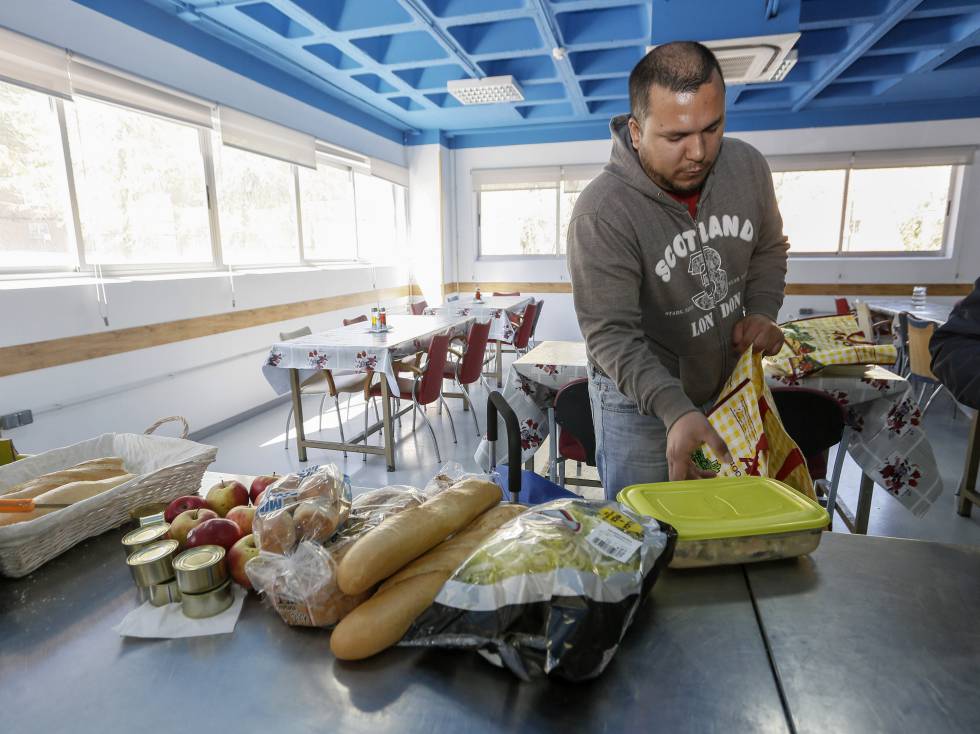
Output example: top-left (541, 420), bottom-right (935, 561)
top-left (929, 277), bottom-right (980, 409)
top-left (567, 212), bottom-right (698, 431)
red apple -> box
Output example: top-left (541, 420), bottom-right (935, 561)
top-left (249, 474), bottom-right (279, 505)
top-left (206, 479), bottom-right (249, 517)
top-left (164, 495), bottom-right (209, 523)
top-left (228, 534), bottom-right (260, 590)
top-left (226, 505), bottom-right (255, 535)
top-left (168, 508), bottom-right (218, 549)
top-left (186, 517), bottom-right (243, 552)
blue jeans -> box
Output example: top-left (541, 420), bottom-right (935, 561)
top-left (588, 365), bottom-right (669, 501)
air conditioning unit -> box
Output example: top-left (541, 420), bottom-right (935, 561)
top-left (647, 32), bottom-right (800, 84)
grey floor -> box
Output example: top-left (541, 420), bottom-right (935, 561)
top-left (204, 363), bottom-right (980, 547)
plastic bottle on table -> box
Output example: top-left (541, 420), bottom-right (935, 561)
top-left (371, 308), bottom-right (379, 331)
top-left (379, 307), bottom-right (387, 329)
top-left (475, 286), bottom-right (482, 301)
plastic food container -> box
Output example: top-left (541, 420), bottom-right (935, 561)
top-left (173, 545), bottom-right (228, 594)
top-left (618, 477), bottom-right (828, 568)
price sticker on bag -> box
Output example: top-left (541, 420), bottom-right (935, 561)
top-left (586, 522), bottom-right (642, 563)
top-left (597, 507), bottom-right (644, 539)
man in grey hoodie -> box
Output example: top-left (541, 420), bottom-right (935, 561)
top-left (567, 42), bottom-right (788, 497)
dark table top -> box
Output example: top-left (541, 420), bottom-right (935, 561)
top-left (748, 532), bottom-right (980, 734)
top-left (0, 525), bottom-right (788, 734)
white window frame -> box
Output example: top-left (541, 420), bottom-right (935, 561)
top-left (768, 147), bottom-right (973, 259)
top-left (298, 157), bottom-right (362, 265)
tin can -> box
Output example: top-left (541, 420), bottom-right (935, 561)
top-left (127, 539), bottom-right (179, 588)
top-left (129, 502), bottom-right (169, 526)
top-left (173, 545), bottom-right (228, 594)
top-left (181, 579), bottom-right (234, 619)
top-left (149, 578), bottom-right (182, 606)
top-left (122, 523), bottom-right (171, 556)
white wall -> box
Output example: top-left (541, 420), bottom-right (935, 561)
top-left (0, 2), bottom-right (414, 453)
top-left (407, 144), bottom-right (446, 305)
top-left (450, 118), bottom-right (980, 340)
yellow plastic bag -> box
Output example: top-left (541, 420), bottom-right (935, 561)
top-left (693, 349), bottom-right (816, 500)
top-left (767, 314), bottom-right (897, 377)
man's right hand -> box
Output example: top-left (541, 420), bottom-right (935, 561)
top-left (666, 411), bottom-right (733, 481)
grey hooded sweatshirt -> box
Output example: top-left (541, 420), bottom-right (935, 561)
top-left (567, 115), bottom-right (788, 430)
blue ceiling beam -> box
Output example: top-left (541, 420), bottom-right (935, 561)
top-left (395, 0), bottom-right (485, 79)
top-left (527, 0), bottom-right (589, 116)
top-left (792, 0), bottom-right (923, 110)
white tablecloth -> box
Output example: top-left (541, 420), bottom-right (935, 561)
top-left (426, 295), bottom-right (532, 342)
top-left (262, 314), bottom-right (471, 394)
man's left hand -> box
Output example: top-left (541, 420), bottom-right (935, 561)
top-left (733, 314), bottom-right (784, 356)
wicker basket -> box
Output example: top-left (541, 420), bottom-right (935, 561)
top-left (0, 417), bottom-right (216, 578)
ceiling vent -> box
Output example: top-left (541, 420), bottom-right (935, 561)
top-left (447, 75), bottom-right (524, 105)
top-left (647, 33), bottom-right (800, 84)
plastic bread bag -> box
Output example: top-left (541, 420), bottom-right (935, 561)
top-left (253, 465), bottom-right (352, 555)
top-left (246, 486), bottom-right (428, 628)
top-left (400, 498), bottom-right (676, 681)
top-left (246, 540), bottom-right (370, 628)
top-left (424, 462), bottom-right (494, 498)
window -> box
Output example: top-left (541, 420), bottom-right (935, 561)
top-left (0, 80), bottom-right (76, 269)
top-left (215, 143), bottom-right (299, 265)
top-left (475, 166), bottom-right (600, 257)
top-left (298, 162), bottom-right (357, 261)
top-left (353, 172), bottom-right (405, 264)
top-left (66, 96), bottom-right (211, 265)
top-left (769, 149), bottom-right (967, 255)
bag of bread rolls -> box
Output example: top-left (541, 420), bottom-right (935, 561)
top-left (253, 465), bottom-right (351, 555)
top-left (246, 486), bottom-right (427, 628)
top-left (337, 478), bottom-right (503, 596)
top-left (330, 503), bottom-right (525, 660)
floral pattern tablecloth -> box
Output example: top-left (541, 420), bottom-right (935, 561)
top-left (475, 341), bottom-right (943, 517)
top-left (263, 314), bottom-right (471, 395)
top-left (425, 295), bottom-right (532, 343)
top-left (474, 341), bottom-right (588, 470)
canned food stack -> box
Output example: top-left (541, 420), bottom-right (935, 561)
top-left (126, 539), bottom-right (181, 606)
top-left (173, 545), bottom-right (234, 618)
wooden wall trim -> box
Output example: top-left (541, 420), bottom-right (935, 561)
top-left (0, 285), bottom-right (411, 378)
top-left (445, 282), bottom-right (972, 297)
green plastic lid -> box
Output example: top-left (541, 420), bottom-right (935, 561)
top-left (617, 477), bottom-right (828, 541)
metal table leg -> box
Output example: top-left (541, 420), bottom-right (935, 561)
top-left (956, 411), bottom-right (980, 517)
top-left (496, 341), bottom-right (503, 388)
top-left (288, 369), bottom-right (308, 462)
top-left (855, 473), bottom-right (874, 535)
top-left (381, 378), bottom-right (395, 472)
top-left (548, 406), bottom-right (558, 484)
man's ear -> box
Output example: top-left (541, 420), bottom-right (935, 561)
top-left (628, 116), bottom-right (642, 150)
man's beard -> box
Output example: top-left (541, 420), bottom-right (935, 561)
top-left (637, 148), bottom-right (710, 195)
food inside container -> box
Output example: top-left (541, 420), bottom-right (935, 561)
top-left (617, 477), bottom-right (828, 568)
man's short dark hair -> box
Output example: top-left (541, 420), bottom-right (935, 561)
top-left (629, 41), bottom-right (724, 121)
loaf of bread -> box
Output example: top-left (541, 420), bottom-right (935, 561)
top-left (1, 457), bottom-right (127, 500)
top-left (330, 503), bottom-right (524, 660)
top-left (0, 472), bottom-right (136, 527)
top-left (336, 478), bottom-right (503, 596)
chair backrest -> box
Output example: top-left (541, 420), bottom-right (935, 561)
top-left (343, 314), bottom-right (368, 326)
top-left (770, 387), bottom-right (846, 459)
top-left (907, 316), bottom-right (937, 380)
top-left (279, 325), bottom-right (312, 341)
top-left (855, 300), bottom-right (874, 340)
top-left (410, 300), bottom-right (428, 315)
top-left (511, 302), bottom-right (538, 349)
top-left (528, 299), bottom-right (544, 340)
top-left (553, 379), bottom-right (596, 466)
top-left (456, 320), bottom-right (492, 385)
top-left (493, 291), bottom-right (520, 297)
top-left (834, 297), bottom-right (851, 315)
top-left (415, 333), bottom-right (452, 406)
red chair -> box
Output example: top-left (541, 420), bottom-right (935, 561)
top-left (487, 301), bottom-right (538, 387)
top-left (444, 320), bottom-right (492, 435)
top-left (834, 298), bottom-right (852, 315)
top-left (493, 291), bottom-right (520, 297)
top-left (365, 332), bottom-right (456, 463)
top-left (343, 314), bottom-right (367, 326)
top-left (410, 300), bottom-right (428, 315)
top-left (553, 378), bottom-right (602, 489)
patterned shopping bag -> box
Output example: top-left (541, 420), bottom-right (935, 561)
top-left (767, 314), bottom-right (897, 378)
top-left (694, 349), bottom-right (816, 500)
